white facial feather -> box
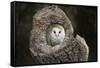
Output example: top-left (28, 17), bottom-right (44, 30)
top-left (47, 24), bottom-right (65, 46)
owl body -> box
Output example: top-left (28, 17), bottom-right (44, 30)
top-left (47, 24), bottom-right (65, 46)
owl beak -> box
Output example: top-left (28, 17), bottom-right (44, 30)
top-left (56, 34), bottom-right (59, 37)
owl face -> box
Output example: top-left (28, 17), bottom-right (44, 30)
top-left (51, 27), bottom-right (65, 39)
top-left (49, 25), bottom-right (65, 45)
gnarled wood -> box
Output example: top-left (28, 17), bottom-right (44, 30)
top-left (29, 5), bottom-right (89, 64)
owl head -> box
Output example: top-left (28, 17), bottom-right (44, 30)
top-left (51, 24), bottom-right (65, 39)
top-left (47, 24), bottom-right (65, 46)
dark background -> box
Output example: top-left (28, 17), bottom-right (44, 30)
top-left (13, 2), bottom-right (97, 66)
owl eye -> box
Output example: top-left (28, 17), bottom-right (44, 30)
top-left (53, 31), bottom-right (56, 33)
top-left (59, 31), bottom-right (61, 33)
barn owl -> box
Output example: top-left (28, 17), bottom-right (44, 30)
top-left (47, 24), bottom-right (65, 46)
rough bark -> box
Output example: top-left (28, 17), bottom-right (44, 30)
top-left (29, 5), bottom-right (89, 64)
top-left (30, 36), bottom-right (89, 64)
